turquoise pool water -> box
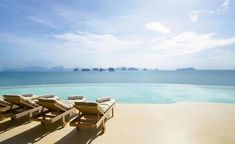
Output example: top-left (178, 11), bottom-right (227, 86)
top-left (0, 83), bottom-right (235, 104)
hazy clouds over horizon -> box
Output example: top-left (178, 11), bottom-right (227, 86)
top-left (0, 0), bottom-right (235, 69)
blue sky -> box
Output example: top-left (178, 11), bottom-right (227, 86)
top-left (0, 0), bottom-right (235, 69)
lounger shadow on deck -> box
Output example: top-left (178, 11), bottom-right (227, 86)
top-left (0, 120), bottom-right (64, 144)
top-left (55, 126), bottom-right (104, 144)
top-left (56, 111), bottom-right (114, 144)
top-left (0, 118), bottom-right (31, 134)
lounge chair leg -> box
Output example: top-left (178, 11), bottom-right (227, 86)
top-left (102, 126), bottom-right (106, 133)
top-left (0, 117), bottom-right (4, 121)
top-left (11, 117), bottom-right (16, 121)
top-left (62, 121), bottom-right (66, 128)
top-left (41, 122), bottom-right (45, 126)
top-left (102, 121), bottom-right (106, 133)
top-left (62, 122), bottom-right (66, 127)
top-left (28, 112), bottom-right (32, 118)
top-left (112, 108), bottom-right (114, 117)
top-left (62, 116), bottom-right (66, 127)
top-left (76, 126), bottom-right (80, 131)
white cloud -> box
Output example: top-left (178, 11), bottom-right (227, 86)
top-left (188, 11), bottom-right (200, 22)
top-left (188, 0), bottom-right (231, 22)
top-left (28, 17), bottom-right (57, 29)
top-left (218, 0), bottom-right (231, 12)
top-left (54, 32), bottom-right (141, 52)
top-left (145, 22), bottom-right (171, 34)
top-left (152, 32), bottom-right (235, 55)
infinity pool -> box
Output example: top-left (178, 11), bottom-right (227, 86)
top-left (0, 83), bottom-right (235, 104)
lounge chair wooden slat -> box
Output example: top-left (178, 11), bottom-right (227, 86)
top-left (51, 108), bottom-right (76, 123)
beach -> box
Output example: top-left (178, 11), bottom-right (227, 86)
top-left (0, 102), bottom-right (234, 144)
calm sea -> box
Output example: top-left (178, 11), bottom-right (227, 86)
top-left (0, 70), bottom-right (235, 87)
top-left (0, 71), bottom-right (235, 103)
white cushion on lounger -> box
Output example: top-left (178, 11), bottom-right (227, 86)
top-left (37, 98), bottom-right (75, 110)
top-left (3, 94), bottom-right (38, 100)
top-left (59, 98), bottom-right (86, 110)
top-left (75, 101), bottom-right (98, 106)
top-left (96, 97), bottom-right (111, 103)
top-left (39, 94), bottom-right (60, 100)
top-left (22, 94), bottom-right (33, 97)
top-left (68, 96), bottom-right (84, 100)
top-left (75, 99), bottom-right (115, 113)
top-left (58, 100), bottom-right (75, 110)
top-left (98, 100), bottom-right (115, 112)
top-left (3, 94), bottom-right (38, 107)
top-left (20, 96), bottom-right (38, 106)
top-left (3, 94), bottom-right (20, 98)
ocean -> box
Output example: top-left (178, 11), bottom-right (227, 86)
top-left (0, 71), bottom-right (235, 103)
top-left (0, 70), bottom-right (235, 87)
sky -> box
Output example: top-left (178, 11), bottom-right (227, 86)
top-left (0, 0), bottom-right (235, 69)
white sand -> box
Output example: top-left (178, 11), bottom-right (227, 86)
top-left (0, 102), bottom-right (235, 144)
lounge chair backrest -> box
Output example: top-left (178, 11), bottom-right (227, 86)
top-left (3, 95), bottom-right (37, 108)
top-left (74, 102), bottom-right (105, 115)
top-left (37, 98), bottom-right (70, 111)
top-left (0, 99), bottom-right (11, 107)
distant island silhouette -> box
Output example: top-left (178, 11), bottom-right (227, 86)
top-left (0, 66), bottom-right (200, 72)
top-left (177, 67), bottom-right (196, 71)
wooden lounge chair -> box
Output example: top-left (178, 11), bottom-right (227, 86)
top-left (0, 94), bottom-right (42, 120)
top-left (70, 97), bottom-right (115, 133)
top-left (0, 99), bottom-right (14, 112)
top-left (31, 96), bottom-right (86, 127)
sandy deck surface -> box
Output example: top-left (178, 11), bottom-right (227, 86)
top-left (0, 102), bottom-right (235, 144)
